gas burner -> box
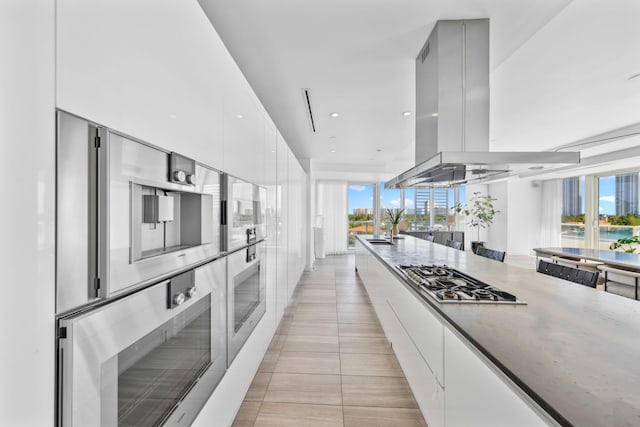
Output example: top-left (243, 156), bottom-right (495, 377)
top-left (396, 264), bottom-right (525, 305)
top-left (439, 290), bottom-right (460, 300)
top-left (474, 289), bottom-right (493, 299)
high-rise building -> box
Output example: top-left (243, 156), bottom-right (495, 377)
top-left (615, 173), bottom-right (639, 216)
top-left (562, 177), bottom-right (582, 216)
top-left (353, 208), bottom-right (372, 216)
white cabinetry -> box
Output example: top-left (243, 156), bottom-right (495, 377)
top-left (444, 328), bottom-right (549, 427)
top-left (355, 240), bottom-right (445, 427)
top-left (356, 239), bottom-right (553, 427)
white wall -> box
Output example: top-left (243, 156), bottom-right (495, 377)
top-left (487, 182), bottom-right (508, 252)
top-left (0, 1), bottom-right (308, 426)
top-left (506, 180), bottom-right (544, 255)
top-left (483, 179), bottom-right (545, 256)
top-left (0, 1), bottom-right (55, 426)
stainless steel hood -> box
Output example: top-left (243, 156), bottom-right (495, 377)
top-left (385, 151), bottom-right (581, 188)
top-left (386, 19), bottom-right (580, 188)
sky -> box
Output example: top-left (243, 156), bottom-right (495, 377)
top-left (347, 184), bottom-right (409, 213)
top-left (599, 176), bottom-right (615, 214)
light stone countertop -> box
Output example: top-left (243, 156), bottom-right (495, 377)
top-left (357, 235), bottom-right (640, 427)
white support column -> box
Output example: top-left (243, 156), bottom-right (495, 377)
top-left (429, 187), bottom-right (435, 229)
top-left (373, 183), bottom-right (381, 236)
top-left (585, 175), bottom-right (600, 249)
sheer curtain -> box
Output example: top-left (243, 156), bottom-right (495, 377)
top-left (317, 181), bottom-right (348, 254)
top-left (539, 179), bottom-right (562, 247)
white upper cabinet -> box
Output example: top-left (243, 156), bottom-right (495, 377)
top-left (56, 0), bottom-right (230, 171)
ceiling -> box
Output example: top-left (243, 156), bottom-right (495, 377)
top-left (198, 0), bottom-right (640, 182)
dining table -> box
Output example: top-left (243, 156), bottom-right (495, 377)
top-left (533, 247), bottom-right (640, 271)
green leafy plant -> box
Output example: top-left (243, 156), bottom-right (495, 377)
top-left (609, 235), bottom-right (640, 253)
top-left (384, 208), bottom-right (405, 225)
top-left (454, 192), bottom-right (499, 241)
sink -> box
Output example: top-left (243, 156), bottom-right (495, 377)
top-left (366, 239), bottom-right (393, 245)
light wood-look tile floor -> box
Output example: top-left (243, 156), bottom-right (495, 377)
top-left (232, 254), bottom-right (427, 427)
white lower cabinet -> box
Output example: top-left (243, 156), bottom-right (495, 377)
top-left (356, 240), bottom-right (553, 427)
top-left (386, 299), bottom-right (445, 427)
top-left (387, 280), bottom-right (444, 385)
top-left (444, 328), bottom-right (550, 427)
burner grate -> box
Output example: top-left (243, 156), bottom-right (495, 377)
top-left (396, 264), bottom-right (525, 304)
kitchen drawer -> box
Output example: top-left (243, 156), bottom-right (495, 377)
top-left (387, 281), bottom-right (444, 386)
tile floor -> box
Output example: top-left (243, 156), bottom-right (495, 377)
top-left (232, 254), bottom-right (427, 427)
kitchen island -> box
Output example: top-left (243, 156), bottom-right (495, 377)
top-left (355, 235), bottom-right (640, 427)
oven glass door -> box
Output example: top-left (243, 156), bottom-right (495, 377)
top-left (59, 258), bottom-right (226, 427)
top-left (117, 297), bottom-right (210, 426)
top-left (233, 263), bottom-right (261, 333)
top-left (227, 245), bottom-right (266, 364)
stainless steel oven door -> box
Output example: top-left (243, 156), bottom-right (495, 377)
top-left (58, 258), bottom-right (226, 427)
top-left (227, 242), bottom-right (266, 365)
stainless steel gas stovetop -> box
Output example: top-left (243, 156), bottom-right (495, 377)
top-left (396, 264), bottom-right (526, 305)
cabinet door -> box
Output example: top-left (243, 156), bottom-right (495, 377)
top-left (444, 328), bottom-right (550, 427)
top-left (387, 282), bottom-right (444, 386)
top-left (386, 300), bottom-right (445, 427)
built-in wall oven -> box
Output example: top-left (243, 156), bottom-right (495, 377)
top-left (57, 258), bottom-right (227, 427)
top-left (222, 173), bottom-right (267, 363)
top-left (222, 174), bottom-right (266, 252)
top-left (56, 111), bottom-right (221, 315)
top-left (227, 241), bottom-right (266, 364)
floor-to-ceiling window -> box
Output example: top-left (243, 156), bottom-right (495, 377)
top-left (561, 172), bottom-right (640, 250)
top-left (380, 182), bottom-right (402, 233)
top-left (405, 187), bottom-right (463, 231)
top-left (347, 184), bottom-right (374, 248)
top-left (598, 173), bottom-right (640, 249)
top-left (561, 176), bottom-right (587, 247)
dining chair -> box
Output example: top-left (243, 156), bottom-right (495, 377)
top-left (476, 246), bottom-right (506, 262)
top-left (537, 260), bottom-right (599, 288)
top-left (445, 240), bottom-right (463, 250)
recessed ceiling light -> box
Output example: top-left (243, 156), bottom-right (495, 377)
top-left (330, 149), bottom-right (337, 153)
top-left (329, 112), bottom-right (340, 118)
top-left (235, 114), bottom-right (244, 119)
top-left (169, 114), bottom-right (177, 119)
top-left (431, 112), bottom-right (439, 117)
top-left (329, 136), bottom-right (336, 139)
top-left (402, 111), bottom-right (412, 117)
top-left (376, 149), bottom-right (382, 152)
top-left (528, 166), bottom-right (545, 170)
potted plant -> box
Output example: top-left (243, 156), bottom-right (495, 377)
top-left (384, 208), bottom-right (405, 236)
top-left (454, 192), bottom-right (499, 253)
top-left (609, 235), bottom-right (640, 253)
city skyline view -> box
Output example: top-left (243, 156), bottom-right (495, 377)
top-left (346, 176), bottom-right (629, 218)
top-left (348, 183), bottom-right (466, 214)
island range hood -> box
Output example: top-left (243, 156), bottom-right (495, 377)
top-left (386, 19), bottom-right (580, 188)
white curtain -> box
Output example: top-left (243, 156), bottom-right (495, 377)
top-left (539, 179), bottom-right (562, 247)
top-left (317, 181), bottom-right (348, 254)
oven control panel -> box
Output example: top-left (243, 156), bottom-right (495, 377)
top-left (167, 269), bottom-right (196, 309)
top-left (169, 152), bottom-right (196, 185)
top-left (246, 227), bottom-right (257, 244)
top-left (246, 245), bottom-right (257, 262)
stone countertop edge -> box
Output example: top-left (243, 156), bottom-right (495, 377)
top-left (356, 234), bottom-right (640, 427)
